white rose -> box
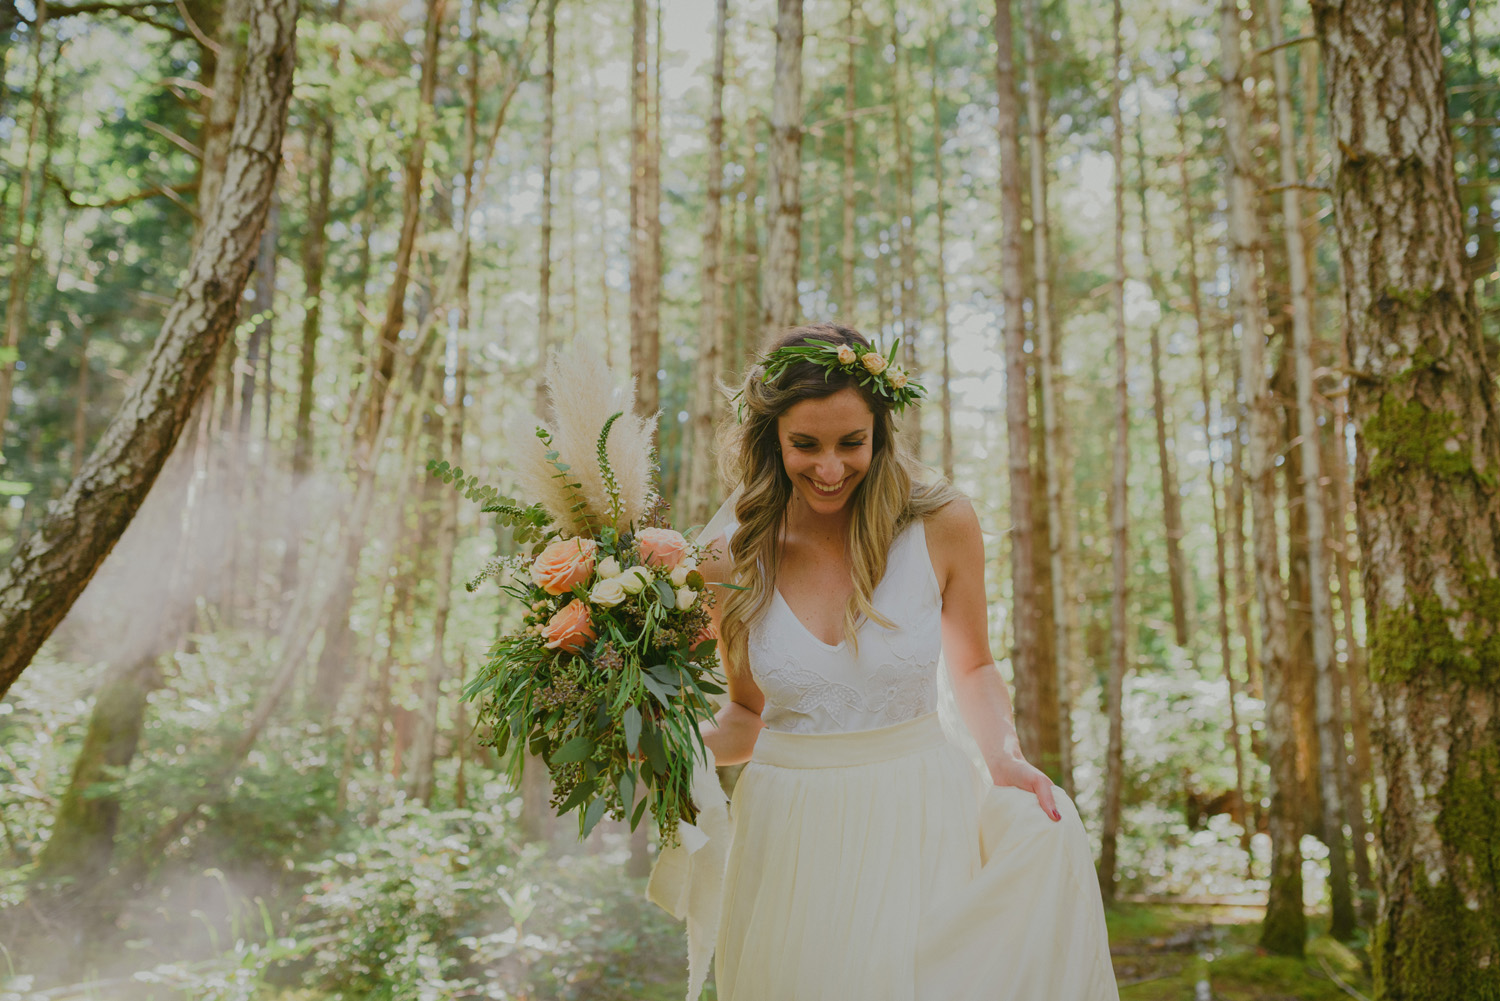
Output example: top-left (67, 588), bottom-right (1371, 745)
top-left (669, 565), bottom-right (691, 587)
top-left (675, 587), bottom-right (698, 610)
top-left (589, 575), bottom-right (628, 607)
top-left (596, 556), bottom-right (623, 579)
top-left (619, 566), bottom-right (653, 595)
top-left (680, 556), bottom-right (698, 573)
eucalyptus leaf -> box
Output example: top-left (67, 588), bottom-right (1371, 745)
top-left (550, 733), bottom-right (594, 765)
top-left (624, 705), bottom-right (642, 754)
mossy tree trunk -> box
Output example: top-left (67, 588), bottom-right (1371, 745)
top-left (1311, 0), bottom-right (1500, 995)
top-left (760, 0), bottom-right (802, 344)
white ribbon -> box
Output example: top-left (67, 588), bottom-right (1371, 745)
top-left (646, 742), bottom-right (731, 1001)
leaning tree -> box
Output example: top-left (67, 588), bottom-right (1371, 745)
top-left (0, 0), bottom-right (301, 698)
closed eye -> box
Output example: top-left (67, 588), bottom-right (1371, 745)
top-left (792, 440), bottom-right (865, 450)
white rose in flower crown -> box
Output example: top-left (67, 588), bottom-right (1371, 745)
top-left (596, 556), bottom-right (623, 580)
top-left (861, 351), bottom-right (888, 375)
top-left (669, 565), bottom-right (691, 587)
top-left (619, 565), bottom-right (654, 595)
top-left (675, 587), bottom-right (699, 610)
top-left (589, 575), bottom-right (629, 607)
top-left (888, 367), bottom-right (909, 389)
top-left (836, 345), bottom-right (857, 365)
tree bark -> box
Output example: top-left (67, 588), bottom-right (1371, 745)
top-left (1097, 0), bottom-right (1129, 906)
top-left (628, 0), bottom-right (660, 418)
top-left (1222, 0), bottom-right (1303, 955)
top-left (929, 33), bottom-right (954, 484)
top-left (1311, 0), bottom-right (1500, 992)
top-left (1266, 0), bottom-right (1354, 939)
top-left (841, 0), bottom-right (858, 319)
top-left (991, 0), bottom-right (1044, 773)
top-left (538, 0), bottom-right (557, 373)
top-left (0, 0), bottom-right (298, 698)
top-left (1134, 125), bottom-right (1191, 649)
top-left (761, 0), bottom-right (803, 343)
top-left (0, 0), bottom-right (46, 457)
top-left (685, 0), bottom-right (729, 527)
top-left (1173, 63), bottom-right (1251, 853)
top-left (891, 7), bottom-right (921, 457)
top-left (315, 0), bottom-right (445, 710)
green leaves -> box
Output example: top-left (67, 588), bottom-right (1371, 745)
top-left (550, 734), bottom-right (593, 765)
top-left (426, 459), bottom-right (551, 542)
top-left (623, 705), bottom-right (642, 755)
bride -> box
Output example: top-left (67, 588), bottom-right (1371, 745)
top-left (650, 323), bottom-right (1119, 1000)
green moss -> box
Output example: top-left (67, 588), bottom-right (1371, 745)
top-left (1384, 285), bottom-right (1438, 310)
top-left (1364, 395), bottom-right (1485, 482)
top-left (1369, 564), bottom-right (1500, 685)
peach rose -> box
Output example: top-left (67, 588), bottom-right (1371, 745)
top-left (637, 527), bottom-right (690, 569)
top-left (836, 344), bottom-right (858, 365)
top-left (540, 598), bottom-right (595, 654)
top-left (888, 367), bottom-right (909, 389)
top-left (530, 537), bottom-right (598, 596)
top-left (861, 351), bottom-right (888, 375)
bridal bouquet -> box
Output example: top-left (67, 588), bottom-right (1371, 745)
top-left (429, 347), bottom-right (725, 845)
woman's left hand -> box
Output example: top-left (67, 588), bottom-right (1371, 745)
top-left (988, 757), bottom-right (1061, 822)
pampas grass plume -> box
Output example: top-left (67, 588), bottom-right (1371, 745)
top-left (532, 343), bottom-right (657, 534)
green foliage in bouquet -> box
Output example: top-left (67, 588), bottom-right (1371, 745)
top-left (430, 345), bottom-right (726, 846)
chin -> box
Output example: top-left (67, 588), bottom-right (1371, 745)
top-left (798, 474), bottom-right (863, 510)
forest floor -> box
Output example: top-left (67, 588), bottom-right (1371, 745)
top-left (1105, 903), bottom-right (1371, 1001)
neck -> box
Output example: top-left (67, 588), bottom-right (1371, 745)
top-left (785, 490), bottom-right (854, 543)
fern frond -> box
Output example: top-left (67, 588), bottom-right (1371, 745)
top-left (596, 411), bottom-right (624, 527)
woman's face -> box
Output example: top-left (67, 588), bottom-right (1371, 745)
top-left (775, 387), bottom-right (876, 514)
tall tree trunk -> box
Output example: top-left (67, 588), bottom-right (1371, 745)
top-left (761, 0), bottom-right (803, 343)
top-left (0, 1), bottom-right (46, 457)
top-left (1097, 0), bottom-right (1129, 906)
top-left (1022, 0), bottom-right (1071, 792)
top-left (284, 112), bottom-right (335, 592)
top-left (70, 329), bottom-right (90, 478)
top-left (0, 0), bottom-right (298, 697)
top-left (685, 0), bottom-right (729, 527)
top-left (1223, 0), bottom-right (1303, 955)
top-left (1266, 0), bottom-right (1354, 939)
top-left (1174, 63), bottom-right (1250, 853)
top-left (890, 7), bottom-right (921, 456)
top-left (1134, 125), bottom-right (1191, 649)
top-left (1312, 0), bottom-right (1500, 992)
top-left (929, 32), bottom-right (954, 483)
top-left (538, 0), bottom-right (557, 373)
top-left (841, 0), bottom-right (858, 319)
top-left (628, 0), bottom-right (660, 418)
top-left (991, 0), bottom-right (1047, 773)
top-left (315, 0), bottom-right (445, 710)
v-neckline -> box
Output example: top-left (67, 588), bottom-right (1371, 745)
top-left (771, 520), bottom-right (920, 651)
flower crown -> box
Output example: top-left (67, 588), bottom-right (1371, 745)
top-left (740, 337), bottom-right (927, 417)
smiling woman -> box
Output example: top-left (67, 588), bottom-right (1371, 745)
top-left (646, 322), bottom-right (1120, 1001)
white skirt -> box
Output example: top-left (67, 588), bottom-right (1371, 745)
top-left (697, 712), bottom-right (1118, 1000)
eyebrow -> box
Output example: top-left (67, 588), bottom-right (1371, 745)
top-left (786, 429), bottom-right (869, 441)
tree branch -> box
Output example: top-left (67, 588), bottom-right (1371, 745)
top-left (46, 169), bottom-right (196, 210)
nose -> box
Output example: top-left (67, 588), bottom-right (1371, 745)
top-left (815, 454), bottom-right (843, 483)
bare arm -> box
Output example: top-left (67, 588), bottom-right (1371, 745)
top-left (694, 530), bottom-right (765, 766)
top-left (929, 501), bottom-right (1060, 822)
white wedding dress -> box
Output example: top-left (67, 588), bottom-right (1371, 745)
top-left (649, 517), bottom-right (1119, 1001)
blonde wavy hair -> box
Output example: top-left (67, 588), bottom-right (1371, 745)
top-left (716, 323), bottom-right (964, 681)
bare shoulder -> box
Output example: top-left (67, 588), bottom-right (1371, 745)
top-left (919, 496), bottom-right (985, 595)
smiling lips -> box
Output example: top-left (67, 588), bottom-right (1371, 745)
top-left (807, 475), bottom-right (850, 497)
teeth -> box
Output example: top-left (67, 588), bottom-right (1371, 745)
top-left (810, 477), bottom-right (848, 495)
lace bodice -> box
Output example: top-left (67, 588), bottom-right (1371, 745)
top-left (728, 519), bottom-right (944, 734)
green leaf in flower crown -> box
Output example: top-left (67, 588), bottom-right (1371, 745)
top-left (582, 795), bottom-right (607, 837)
top-left (624, 704), bottom-right (642, 755)
top-left (550, 733), bottom-right (593, 765)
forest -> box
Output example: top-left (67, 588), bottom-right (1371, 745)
top-left (0, 0), bottom-right (1496, 997)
